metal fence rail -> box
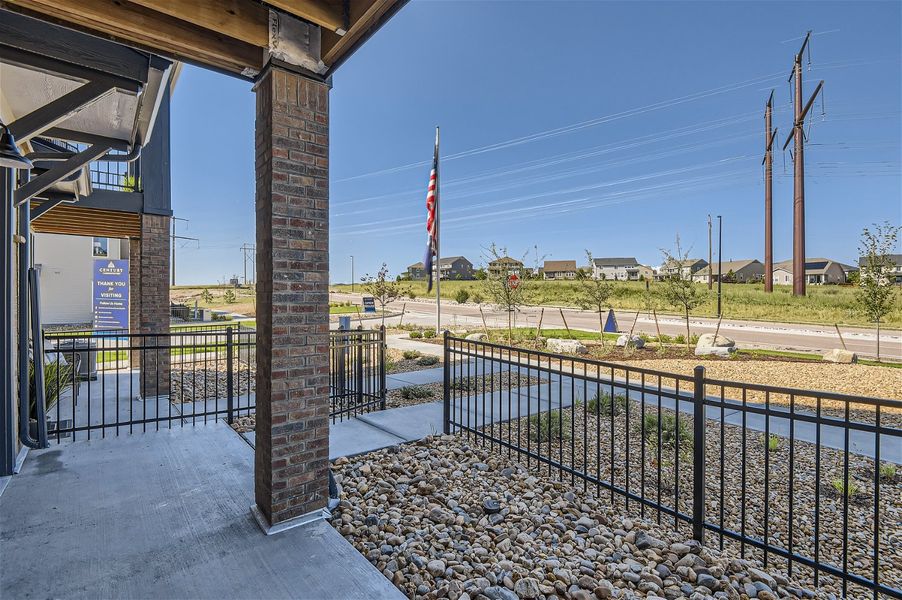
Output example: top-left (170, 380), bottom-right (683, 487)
top-left (442, 333), bottom-right (902, 599)
top-left (37, 326), bottom-right (386, 441)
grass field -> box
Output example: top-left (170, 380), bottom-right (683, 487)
top-left (331, 279), bottom-right (902, 328)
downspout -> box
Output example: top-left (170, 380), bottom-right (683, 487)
top-left (16, 170), bottom-right (41, 449)
top-left (28, 267), bottom-right (48, 448)
top-left (25, 144), bottom-right (142, 165)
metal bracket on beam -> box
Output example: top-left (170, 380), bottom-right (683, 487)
top-left (267, 10), bottom-right (327, 75)
top-left (15, 144), bottom-right (111, 205)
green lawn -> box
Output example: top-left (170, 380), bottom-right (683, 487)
top-left (332, 279), bottom-right (902, 328)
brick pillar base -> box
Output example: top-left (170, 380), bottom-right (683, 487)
top-left (253, 63), bottom-right (330, 529)
top-left (129, 213), bottom-right (171, 399)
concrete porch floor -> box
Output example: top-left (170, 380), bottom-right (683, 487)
top-left (0, 424), bottom-right (403, 599)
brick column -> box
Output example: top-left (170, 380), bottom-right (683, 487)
top-left (129, 213), bottom-right (171, 398)
top-left (253, 63), bottom-right (330, 530)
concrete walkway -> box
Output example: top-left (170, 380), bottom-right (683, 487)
top-left (0, 424), bottom-right (403, 599)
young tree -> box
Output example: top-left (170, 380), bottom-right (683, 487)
top-left (361, 263), bottom-right (407, 329)
top-left (576, 251), bottom-right (614, 347)
top-left (857, 221), bottom-right (900, 360)
top-left (660, 236), bottom-right (706, 350)
top-left (482, 244), bottom-right (529, 345)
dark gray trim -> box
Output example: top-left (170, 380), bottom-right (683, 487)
top-left (0, 9), bottom-right (167, 84)
top-left (7, 80), bottom-right (120, 144)
top-left (78, 189), bottom-right (146, 214)
top-left (42, 128), bottom-right (131, 152)
top-left (0, 44), bottom-right (143, 94)
top-left (15, 144), bottom-right (111, 205)
top-left (29, 195), bottom-right (70, 221)
top-left (139, 86), bottom-right (172, 216)
top-left (0, 168), bottom-right (16, 477)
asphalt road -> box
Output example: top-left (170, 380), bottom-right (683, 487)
top-left (331, 293), bottom-right (902, 360)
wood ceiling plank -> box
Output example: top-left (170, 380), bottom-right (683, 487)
top-left (265, 0), bottom-right (345, 33)
top-left (2, 0), bottom-right (264, 75)
top-left (322, 0), bottom-right (393, 66)
top-left (128, 0), bottom-right (269, 48)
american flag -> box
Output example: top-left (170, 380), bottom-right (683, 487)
top-left (423, 134), bottom-right (439, 292)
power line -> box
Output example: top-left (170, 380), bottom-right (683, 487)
top-left (239, 243), bottom-right (256, 285)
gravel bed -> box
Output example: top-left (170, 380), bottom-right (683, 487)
top-left (388, 371), bottom-right (545, 410)
top-left (170, 361), bottom-right (254, 404)
top-left (331, 436), bottom-right (830, 600)
top-left (474, 398), bottom-right (901, 598)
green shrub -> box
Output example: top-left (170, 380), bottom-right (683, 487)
top-left (29, 360), bottom-right (74, 414)
top-left (416, 355), bottom-right (440, 366)
top-left (764, 433), bottom-right (780, 452)
top-left (454, 289), bottom-right (470, 304)
top-left (223, 289), bottom-right (237, 304)
top-left (470, 292), bottom-right (484, 304)
top-left (880, 463), bottom-right (897, 480)
top-left (674, 334), bottom-right (686, 345)
top-left (831, 478), bottom-right (860, 498)
top-left (408, 290), bottom-right (417, 300)
top-left (528, 410), bottom-right (571, 443)
top-left (402, 350), bottom-right (422, 360)
top-left (399, 386), bottom-right (434, 400)
top-left (641, 412), bottom-right (692, 451)
top-left (586, 392), bottom-right (629, 416)
top-left (409, 330), bottom-right (423, 339)
top-left (422, 328), bottom-right (436, 339)
top-left (200, 288), bottom-right (213, 303)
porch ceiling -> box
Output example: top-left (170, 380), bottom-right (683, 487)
top-left (30, 202), bottom-right (142, 238)
top-left (0, 0), bottom-right (407, 79)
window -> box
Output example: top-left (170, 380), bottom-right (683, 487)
top-left (92, 237), bottom-right (109, 257)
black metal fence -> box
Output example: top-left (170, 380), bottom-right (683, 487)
top-left (37, 326), bottom-right (385, 441)
top-left (443, 334), bottom-right (902, 599)
top-left (329, 328), bottom-right (386, 422)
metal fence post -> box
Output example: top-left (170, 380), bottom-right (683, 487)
top-left (442, 330), bottom-right (451, 434)
top-left (355, 331), bottom-right (364, 407)
top-left (379, 326), bottom-right (387, 410)
top-left (692, 365), bottom-right (706, 543)
top-left (226, 327), bottom-right (234, 425)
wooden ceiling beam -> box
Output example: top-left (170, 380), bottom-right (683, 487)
top-left (265, 0), bottom-right (346, 34)
top-left (127, 0), bottom-right (269, 48)
top-left (322, 0), bottom-right (393, 66)
top-left (2, 0), bottom-right (264, 75)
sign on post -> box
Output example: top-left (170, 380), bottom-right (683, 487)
top-left (362, 296), bottom-right (376, 313)
top-left (508, 273), bottom-right (520, 289)
top-left (93, 259), bottom-right (129, 330)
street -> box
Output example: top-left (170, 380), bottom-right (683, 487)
top-left (331, 293), bottom-right (902, 360)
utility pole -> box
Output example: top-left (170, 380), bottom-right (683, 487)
top-left (350, 255), bottom-right (355, 292)
top-left (239, 243), bottom-right (256, 285)
top-left (717, 215), bottom-right (723, 317)
top-left (783, 31), bottom-right (824, 297)
top-left (707, 215), bottom-right (713, 290)
top-left (763, 91), bottom-right (778, 293)
top-left (170, 217), bottom-right (197, 286)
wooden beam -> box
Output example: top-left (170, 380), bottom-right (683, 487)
top-left (31, 204), bottom-right (141, 238)
top-left (265, 0), bottom-right (345, 33)
top-left (2, 0), bottom-right (264, 75)
top-left (128, 0), bottom-right (269, 48)
top-left (322, 0), bottom-right (394, 66)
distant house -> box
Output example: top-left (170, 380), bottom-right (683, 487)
top-left (488, 256), bottom-right (524, 278)
top-left (772, 258), bottom-right (846, 285)
top-left (659, 258), bottom-right (708, 280)
top-left (858, 253), bottom-right (902, 285)
top-left (591, 257), bottom-right (641, 281)
top-left (692, 259), bottom-right (765, 284)
top-left (543, 260), bottom-right (578, 280)
top-left (407, 256), bottom-right (475, 281)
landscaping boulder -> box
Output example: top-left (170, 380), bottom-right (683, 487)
top-left (465, 332), bottom-right (488, 342)
top-left (616, 334), bottom-right (645, 349)
top-left (546, 338), bottom-right (588, 355)
top-left (694, 333), bottom-right (736, 357)
top-left (823, 348), bottom-right (858, 364)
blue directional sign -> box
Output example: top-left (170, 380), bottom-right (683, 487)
top-left (362, 296), bottom-right (376, 313)
top-left (603, 309), bottom-right (619, 333)
top-left (93, 259), bottom-right (129, 330)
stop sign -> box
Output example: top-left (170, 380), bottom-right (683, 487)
top-left (508, 273), bottom-right (520, 289)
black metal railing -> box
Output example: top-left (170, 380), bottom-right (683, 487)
top-left (37, 326), bottom-right (386, 441)
top-left (442, 334), bottom-right (902, 599)
top-left (51, 140), bottom-right (140, 192)
top-left (329, 327), bottom-right (386, 422)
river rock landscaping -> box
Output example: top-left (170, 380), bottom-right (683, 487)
top-left (331, 435), bottom-right (831, 600)
top-left (389, 371), bottom-right (545, 409)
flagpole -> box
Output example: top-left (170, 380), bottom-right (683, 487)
top-left (434, 126), bottom-right (441, 333)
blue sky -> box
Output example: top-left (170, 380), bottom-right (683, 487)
top-left (170, 1), bottom-right (901, 285)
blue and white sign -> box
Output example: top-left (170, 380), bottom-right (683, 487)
top-left (362, 296), bottom-right (376, 313)
top-left (93, 259), bottom-right (129, 330)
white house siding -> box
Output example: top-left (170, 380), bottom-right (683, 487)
top-left (34, 233), bottom-right (125, 325)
